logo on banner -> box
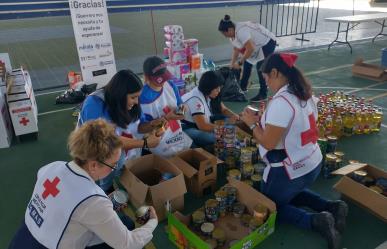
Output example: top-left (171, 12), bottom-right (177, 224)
top-left (99, 60), bottom-right (114, 66)
top-left (78, 44), bottom-right (94, 52)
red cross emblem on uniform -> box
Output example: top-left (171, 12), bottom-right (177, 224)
top-left (301, 114), bottom-right (318, 146)
top-left (42, 177), bottom-right (60, 199)
top-left (121, 132), bottom-right (133, 154)
top-left (162, 106), bottom-right (180, 132)
top-left (196, 103), bottom-right (201, 110)
top-left (19, 117), bottom-right (30, 126)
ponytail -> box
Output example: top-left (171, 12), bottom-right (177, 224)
top-left (218, 14), bottom-right (235, 32)
top-left (261, 53), bottom-right (312, 101)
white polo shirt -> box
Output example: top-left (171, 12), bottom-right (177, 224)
top-left (230, 21), bottom-right (276, 65)
top-left (182, 86), bottom-right (212, 124)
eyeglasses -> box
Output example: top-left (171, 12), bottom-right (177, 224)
top-left (98, 160), bottom-right (118, 170)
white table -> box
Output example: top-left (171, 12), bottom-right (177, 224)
top-left (325, 13), bottom-right (387, 53)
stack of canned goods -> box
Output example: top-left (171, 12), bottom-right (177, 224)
top-left (317, 134), bottom-right (347, 179)
top-left (214, 120), bottom-right (225, 159)
top-left (214, 190), bottom-right (227, 217)
top-left (205, 199), bottom-right (219, 222)
top-left (223, 185), bottom-right (237, 212)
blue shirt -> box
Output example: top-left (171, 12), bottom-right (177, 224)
top-left (139, 80), bottom-right (182, 123)
top-left (79, 94), bottom-right (145, 126)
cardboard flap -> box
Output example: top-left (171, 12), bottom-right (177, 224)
top-left (150, 173), bottom-right (187, 204)
top-left (169, 156), bottom-right (197, 178)
top-left (120, 167), bottom-right (149, 206)
top-left (334, 177), bottom-right (387, 221)
top-left (228, 178), bottom-right (276, 212)
top-left (331, 163), bottom-right (367, 176)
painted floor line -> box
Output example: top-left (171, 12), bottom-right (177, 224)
top-left (381, 123), bottom-right (387, 129)
top-left (346, 82), bottom-right (387, 94)
top-left (35, 89), bottom-right (65, 96)
top-left (367, 91), bottom-right (387, 101)
top-left (38, 107), bottom-right (74, 116)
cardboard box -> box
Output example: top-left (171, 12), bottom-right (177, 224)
top-left (0, 89), bottom-right (13, 148)
top-left (352, 58), bottom-right (387, 82)
top-left (332, 163), bottom-right (387, 222)
top-left (168, 178), bottom-right (277, 249)
top-left (170, 148), bottom-right (217, 197)
top-left (120, 154), bottom-right (187, 220)
top-left (6, 69), bottom-right (38, 136)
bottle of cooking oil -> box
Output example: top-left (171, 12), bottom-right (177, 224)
top-left (362, 110), bottom-right (371, 134)
top-left (354, 110), bottom-right (363, 135)
top-left (332, 113), bottom-right (343, 137)
top-left (325, 115), bottom-right (333, 136)
top-left (373, 108), bottom-right (383, 132)
top-left (343, 112), bottom-right (354, 136)
top-left (368, 109), bottom-right (375, 133)
top-left (318, 118), bottom-right (326, 138)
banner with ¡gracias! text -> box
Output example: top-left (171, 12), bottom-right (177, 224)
top-left (69, 0), bottom-right (116, 88)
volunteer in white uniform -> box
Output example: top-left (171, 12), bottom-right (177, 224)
top-left (218, 14), bottom-right (276, 102)
top-left (182, 70), bottom-right (239, 148)
top-left (78, 70), bottom-right (161, 192)
top-left (240, 53), bottom-right (347, 249)
top-left (140, 56), bottom-right (192, 157)
top-left (9, 119), bottom-right (158, 249)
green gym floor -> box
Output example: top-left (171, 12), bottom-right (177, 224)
top-left (1, 37), bottom-right (387, 249)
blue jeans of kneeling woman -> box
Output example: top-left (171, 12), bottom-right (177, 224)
top-left (262, 163), bottom-right (329, 229)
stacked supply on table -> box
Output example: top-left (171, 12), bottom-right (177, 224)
top-left (6, 68), bottom-right (38, 137)
top-left (163, 25), bottom-right (208, 96)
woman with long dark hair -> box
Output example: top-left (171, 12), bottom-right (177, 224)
top-left (78, 69), bottom-right (161, 192)
top-left (218, 14), bottom-right (276, 102)
top-left (181, 70), bottom-right (239, 147)
top-left (241, 53), bottom-right (347, 249)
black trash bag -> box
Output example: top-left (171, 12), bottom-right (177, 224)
top-left (216, 67), bottom-right (247, 102)
top-left (56, 89), bottom-right (86, 104)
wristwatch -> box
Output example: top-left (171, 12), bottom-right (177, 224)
top-left (249, 122), bottom-right (259, 130)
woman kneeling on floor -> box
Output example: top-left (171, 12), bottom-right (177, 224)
top-left (9, 119), bottom-right (158, 249)
top-left (240, 53), bottom-right (348, 249)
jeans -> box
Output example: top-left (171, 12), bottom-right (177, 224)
top-left (239, 39), bottom-right (277, 92)
top-left (96, 151), bottom-right (126, 192)
top-left (262, 164), bottom-right (329, 230)
top-left (183, 127), bottom-right (215, 147)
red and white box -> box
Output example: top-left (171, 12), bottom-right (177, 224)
top-left (7, 68), bottom-right (38, 136)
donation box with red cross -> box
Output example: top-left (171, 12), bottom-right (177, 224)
top-left (6, 68), bottom-right (38, 136)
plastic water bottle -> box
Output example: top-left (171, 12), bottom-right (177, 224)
top-left (208, 60), bottom-right (216, 71)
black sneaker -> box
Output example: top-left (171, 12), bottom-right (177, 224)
top-left (250, 92), bottom-right (267, 102)
top-left (327, 200), bottom-right (348, 233)
top-left (312, 211), bottom-right (341, 249)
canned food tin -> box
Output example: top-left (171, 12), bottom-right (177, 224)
top-left (243, 180), bottom-right (253, 186)
top-left (334, 151), bottom-right (345, 160)
top-left (335, 158), bottom-right (343, 170)
top-left (232, 202), bottom-right (245, 218)
top-left (110, 189), bottom-right (128, 210)
top-left (192, 210), bottom-right (205, 231)
top-left (215, 190), bottom-right (227, 217)
top-left (175, 104), bottom-right (185, 115)
top-left (324, 153), bottom-right (337, 175)
top-left (363, 176), bottom-right (375, 187)
top-left (223, 185), bottom-right (237, 212)
top-left (205, 199), bottom-right (219, 222)
top-left (251, 174), bottom-right (262, 190)
top-left (249, 217), bottom-right (263, 232)
top-left (212, 228), bottom-right (226, 246)
top-left (201, 222), bottom-right (215, 237)
top-left (317, 137), bottom-right (328, 155)
top-left (228, 169), bottom-right (241, 181)
top-left (253, 204), bottom-right (268, 221)
top-left (135, 206), bottom-right (151, 225)
top-left (253, 163), bottom-right (265, 175)
top-left (242, 164), bottom-right (254, 179)
top-left (351, 170), bottom-right (367, 183)
top-left (205, 239), bottom-right (217, 249)
top-left (369, 185), bottom-right (383, 194)
top-left (241, 214), bottom-right (252, 227)
top-left (326, 135), bottom-right (338, 153)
